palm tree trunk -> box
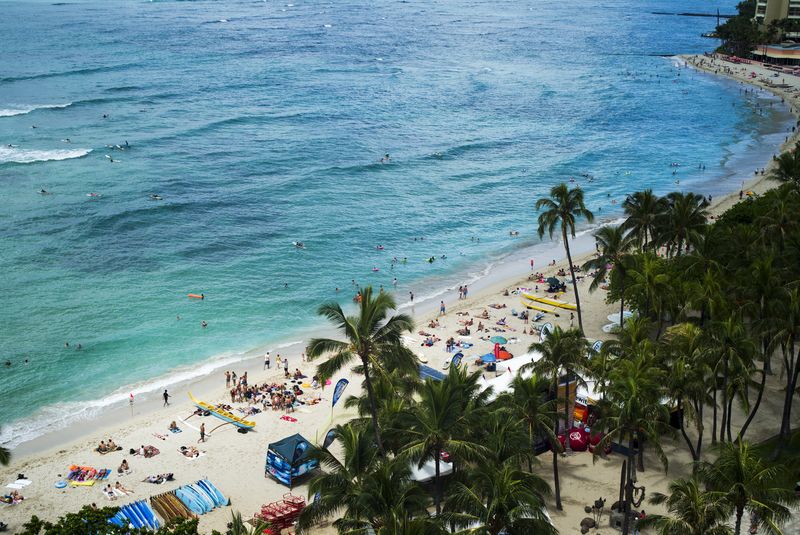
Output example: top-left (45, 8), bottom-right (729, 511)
top-left (694, 401), bottom-right (704, 464)
top-left (619, 277), bottom-right (626, 328)
top-left (726, 396), bottom-right (734, 443)
top-left (719, 359), bottom-right (729, 444)
top-left (361, 358), bottom-right (386, 456)
top-left (434, 447), bottom-right (442, 516)
top-left (564, 377), bottom-right (572, 454)
top-left (678, 400), bottom-right (698, 461)
top-left (622, 438), bottom-right (635, 535)
top-left (552, 445), bottom-right (563, 510)
top-left (738, 363), bottom-right (767, 441)
top-left (563, 228), bottom-right (584, 333)
top-left (711, 385), bottom-right (718, 445)
top-left (735, 504), bottom-right (743, 535)
top-left (779, 343), bottom-right (800, 445)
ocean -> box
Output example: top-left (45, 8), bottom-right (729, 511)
top-left (0, 0), bottom-right (792, 449)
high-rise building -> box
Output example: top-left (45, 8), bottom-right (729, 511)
top-left (754, 0), bottom-right (800, 27)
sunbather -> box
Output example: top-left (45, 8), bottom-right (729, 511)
top-left (114, 481), bottom-right (133, 495)
top-left (103, 484), bottom-right (117, 500)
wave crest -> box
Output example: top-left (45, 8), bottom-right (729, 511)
top-left (0, 146), bottom-right (92, 164)
top-left (0, 103), bottom-right (73, 117)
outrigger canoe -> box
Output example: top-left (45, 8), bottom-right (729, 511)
top-left (188, 392), bottom-right (255, 430)
top-left (521, 292), bottom-right (577, 311)
top-left (521, 301), bottom-right (554, 314)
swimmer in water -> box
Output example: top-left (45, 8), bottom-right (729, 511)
top-left (380, 153), bottom-right (390, 163)
top-left (149, 194), bottom-right (163, 201)
top-left (201, 320), bottom-right (208, 328)
top-left (62, 138), bottom-right (71, 143)
top-left (39, 189), bottom-right (50, 195)
top-left (106, 155), bottom-right (115, 163)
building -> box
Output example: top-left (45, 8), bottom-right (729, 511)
top-left (755, 0), bottom-right (800, 27)
top-left (751, 43), bottom-right (800, 65)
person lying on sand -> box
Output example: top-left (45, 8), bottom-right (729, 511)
top-left (104, 484), bottom-right (117, 500)
top-left (179, 446), bottom-right (202, 458)
top-left (456, 327), bottom-right (470, 336)
top-left (1, 490), bottom-right (24, 504)
top-left (478, 310), bottom-right (490, 319)
top-left (144, 473), bottom-right (174, 484)
top-left (114, 481), bottom-right (133, 495)
top-left (488, 303), bottom-right (507, 309)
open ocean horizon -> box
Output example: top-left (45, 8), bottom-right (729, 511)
top-left (0, 0), bottom-right (793, 449)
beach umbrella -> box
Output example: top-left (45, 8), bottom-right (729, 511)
top-left (490, 336), bottom-right (507, 344)
top-left (546, 277), bottom-right (560, 286)
top-left (480, 353), bottom-right (496, 363)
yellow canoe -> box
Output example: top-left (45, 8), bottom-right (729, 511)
top-left (188, 392), bottom-right (256, 429)
top-left (521, 301), bottom-right (553, 313)
top-left (522, 293), bottom-right (577, 311)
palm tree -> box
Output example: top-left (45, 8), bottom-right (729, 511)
top-left (758, 195), bottom-right (795, 254)
top-left (227, 511), bottom-right (271, 535)
top-left (443, 458), bottom-right (557, 535)
top-left (535, 183), bottom-right (594, 332)
top-left (524, 326), bottom-right (588, 444)
top-left (661, 192), bottom-right (709, 257)
top-left (625, 253), bottom-right (670, 334)
top-left (0, 447), bottom-right (9, 466)
top-left (708, 316), bottom-right (756, 443)
top-left (504, 374), bottom-right (562, 509)
top-left (621, 189), bottom-right (667, 251)
top-left (698, 441), bottom-right (795, 535)
top-left (584, 225), bottom-right (636, 327)
top-left (640, 477), bottom-right (733, 535)
top-left (770, 141), bottom-right (800, 193)
top-left (297, 424), bottom-right (431, 534)
top-left (397, 371), bottom-right (487, 515)
top-left (595, 351), bottom-right (671, 535)
top-left (660, 323), bottom-right (713, 463)
top-left (773, 286), bottom-right (800, 450)
top-left (308, 286), bottom-right (415, 455)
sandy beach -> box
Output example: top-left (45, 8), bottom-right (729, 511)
top-left (2, 56), bottom-right (800, 535)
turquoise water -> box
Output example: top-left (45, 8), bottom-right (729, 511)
top-left (0, 0), bottom-right (791, 447)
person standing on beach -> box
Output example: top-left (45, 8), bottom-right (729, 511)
top-left (283, 357), bottom-right (289, 378)
top-left (264, 351), bottom-right (271, 370)
top-left (163, 389), bottom-right (171, 406)
top-left (463, 285), bottom-right (468, 299)
top-left (439, 300), bottom-right (446, 316)
top-left (225, 371), bottom-right (231, 387)
top-left (409, 291), bottom-right (414, 302)
top-left (199, 422), bottom-right (206, 443)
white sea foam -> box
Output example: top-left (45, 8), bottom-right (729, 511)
top-left (0, 146), bottom-right (92, 164)
top-left (0, 103), bottom-right (72, 117)
top-left (0, 340), bottom-right (304, 449)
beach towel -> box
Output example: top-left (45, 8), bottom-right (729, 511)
top-left (280, 415), bottom-right (298, 423)
top-left (169, 428), bottom-right (182, 434)
top-left (5, 484), bottom-right (24, 490)
top-left (153, 433), bottom-right (167, 441)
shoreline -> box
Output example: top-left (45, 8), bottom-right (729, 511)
top-left (4, 55), bottom-right (799, 461)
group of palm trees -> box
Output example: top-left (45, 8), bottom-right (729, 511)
top-left (299, 172), bottom-right (800, 535)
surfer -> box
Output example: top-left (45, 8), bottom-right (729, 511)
top-left (293, 241), bottom-right (305, 249)
top-left (149, 194), bottom-right (163, 201)
top-left (106, 155), bottom-right (115, 163)
top-left (201, 320), bottom-right (208, 328)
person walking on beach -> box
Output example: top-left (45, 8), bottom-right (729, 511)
top-left (409, 291), bottom-right (414, 302)
top-left (163, 389), bottom-right (171, 407)
top-left (199, 422), bottom-right (206, 443)
top-left (570, 312), bottom-right (575, 328)
top-left (283, 357), bottom-right (289, 378)
top-left (264, 351), bottom-right (271, 370)
top-left (225, 371), bottom-right (231, 387)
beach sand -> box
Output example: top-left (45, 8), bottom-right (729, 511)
top-left (2, 55), bottom-right (800, 534)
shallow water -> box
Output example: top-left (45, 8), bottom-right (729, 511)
top-left (0, 0), bottom-right (791, 447)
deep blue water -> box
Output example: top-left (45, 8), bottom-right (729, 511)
top-left (0, 0), bottom-right (790, 447)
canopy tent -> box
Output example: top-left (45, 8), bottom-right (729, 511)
top-left (265, 434), bottom-right (318, 488)
top-left (409, 458), bottom-right (454, 483)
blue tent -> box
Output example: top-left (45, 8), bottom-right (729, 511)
top-left (265, 433), bottom-right (318, 488)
